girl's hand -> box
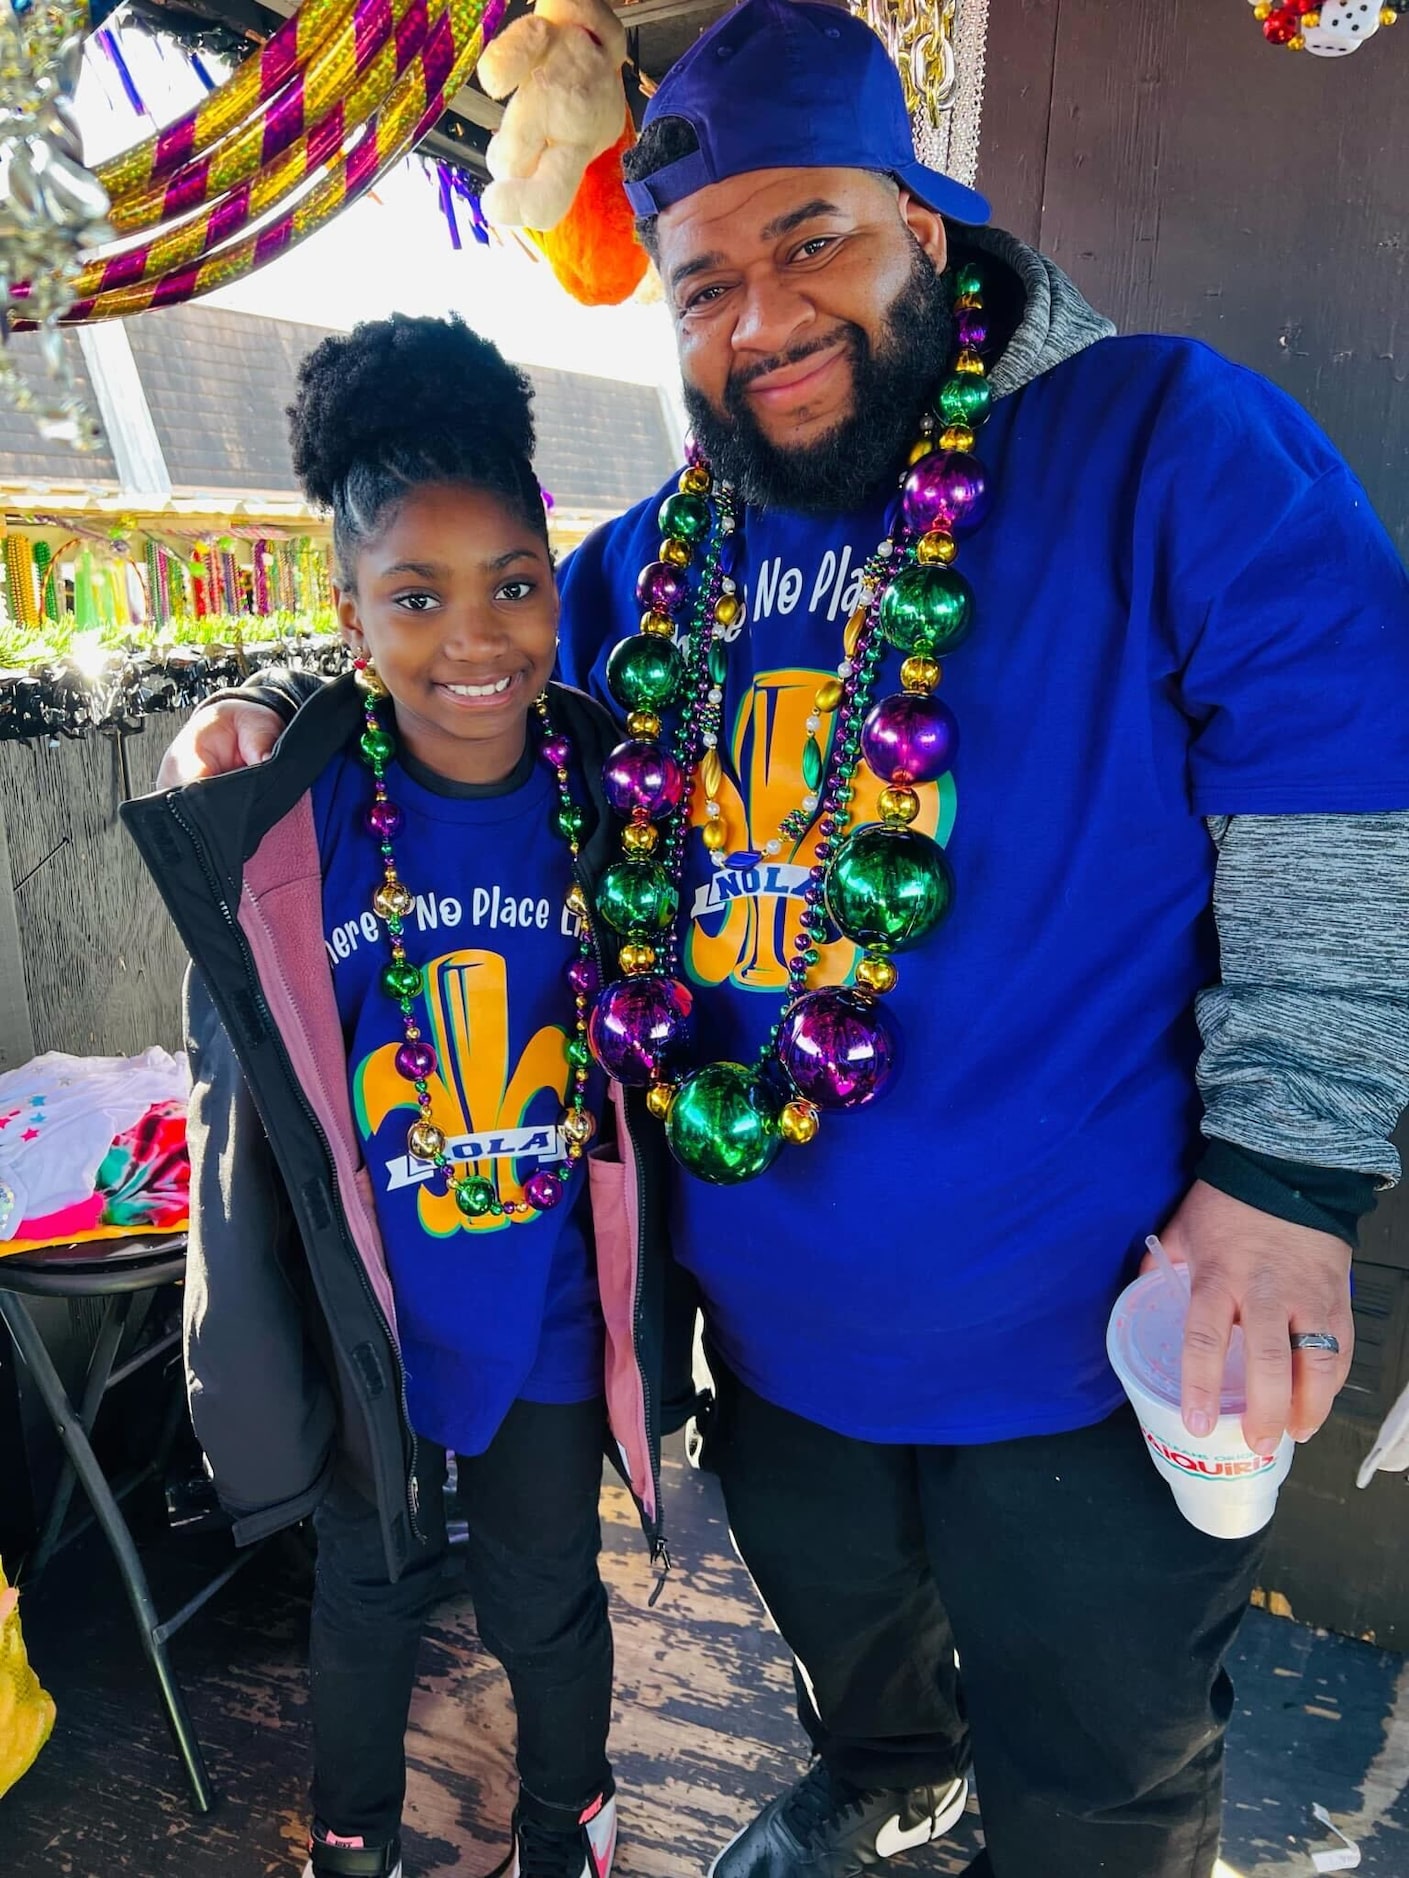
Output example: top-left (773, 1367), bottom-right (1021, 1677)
top-left (156, 700), bottom-right (283, 788)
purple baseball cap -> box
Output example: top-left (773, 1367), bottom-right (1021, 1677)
top-left (624, 0), bottom-right (990, 226)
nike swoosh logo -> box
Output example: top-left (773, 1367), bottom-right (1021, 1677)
top-left (873, 1815), bottom-right (935, 1859)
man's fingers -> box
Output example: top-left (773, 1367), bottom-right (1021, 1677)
top-left (1288, 1311), bottom-right (1354, 1443)
top-left (1238, 1284), bottom-right (1294, 1457)
top-left (1180, 1276), bottom-right (1236, 1441)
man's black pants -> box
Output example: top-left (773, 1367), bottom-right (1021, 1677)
top-left (704, 1359), bottom-right (1266, 1878)
top-left (308, 1397), bottom-right (612, 1847)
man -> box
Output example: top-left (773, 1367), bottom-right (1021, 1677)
top-left (160, 3), bottom-right (1409, 1874)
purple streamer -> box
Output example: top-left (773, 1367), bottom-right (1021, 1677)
top-left (189, 53), bottom-right (217, 92)
top-left (436, 162), bottom-right (462, 251)
top-left (98, 29), bottom-right (146, 117)
top-left (482, 0), bottom-right (508, 42)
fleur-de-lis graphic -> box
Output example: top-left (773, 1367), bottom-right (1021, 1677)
top-left (686, 666), bottom-right (955, 993)
top-left (355, 949), bottom-right (570, 1236)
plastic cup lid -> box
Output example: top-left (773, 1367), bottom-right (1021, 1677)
top-left (1114, 1271), bottom-right (1249, 1416)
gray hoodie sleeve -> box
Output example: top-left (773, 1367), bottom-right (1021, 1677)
top-left (1196, 812), bottom-right (1409, 1187)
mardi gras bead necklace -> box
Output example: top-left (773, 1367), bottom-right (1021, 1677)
top-left (355, 660), bottom-right (598, 1218)
top-left (587, 264), bottom-right (994, 1187)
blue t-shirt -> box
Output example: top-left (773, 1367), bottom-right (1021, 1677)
top-left (559, 334), bottom-right (1409, 1445)
top-left (312, 744), bottom-right (604, 1457)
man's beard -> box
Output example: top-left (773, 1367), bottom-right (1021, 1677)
top-left (681, 242), bottom-right (954, 515)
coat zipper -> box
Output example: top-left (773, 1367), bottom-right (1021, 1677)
top-left (166, 794), bottom-right (426, 1547)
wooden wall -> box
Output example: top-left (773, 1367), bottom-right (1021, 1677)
top-left (977, 0), bottom-right (1408, 555)
top-left (0, 714), bottom-right (189, 1073)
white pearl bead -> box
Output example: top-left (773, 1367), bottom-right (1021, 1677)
top-left (838, 660), bottom-right (854, 679)
top-left (764, 839), bottom-right (782, 856)
top-left (706, 801), bottom-right (722, 818)
top-left (709, 687), bottom-right (723, 705)
top-left (703, 732), bottom-right (717, 748)
top-left (877, 540), bottom-right (893, 558)
top-left (802, 794), bottom-right (819, 813)
top-left (805, 715), bottom-right (820, 734)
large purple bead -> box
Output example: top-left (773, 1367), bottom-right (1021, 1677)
top-left (588, 976), bottom-right (694, 1086)
top-left (901, 452), bottom-right (989, 536)
top-left (524, 1170), bottom-right (564, 1210)
top-left (540, 735), bottom-right (572, 771)
top-left (602, 740), bottom-right (685, 820)
top-left (395, 1040), bottom-right (437, 1082)
top-left (636, 561), bottom-right (686, 613)
top-left (366, 801), bottom-right (404, 839)
top-left (776, 988), bottom-right (899, 1111)
top-left (861, 693), bottom-right (960, 786)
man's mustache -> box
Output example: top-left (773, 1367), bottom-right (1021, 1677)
top-left (726, 327), bottom-right (862, 402)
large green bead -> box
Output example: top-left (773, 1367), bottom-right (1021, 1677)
top-left (953, 262), bottom-right (984, 299)
top-left (878, 565), bottom-right (973, 655)
top-left (665, 1063), bottom-right (783, 1185)
top-left (595, 861), bottom-right (679, 935)
top-left (824, 826), bottom-right (955, 952)
top-left (454, 1176), bottom-right (495, 1217)
top-left (607, 634), bottom-right (684, 712)
top-left (359, 725), bottom-right (395, 767)
top-left (658, 492), bottom-right (711, 543)
top-left (381, 959), bottom-right (423, 999)
top-left (937, 373), bottom-right (993, 429)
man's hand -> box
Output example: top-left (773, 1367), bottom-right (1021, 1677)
top-left (155, 700), bottom-right (284, 789)
top-left (1156, 1180), bottom-right (1353, 1456)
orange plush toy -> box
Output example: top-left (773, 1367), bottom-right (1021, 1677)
top-left (533, 114), bottom-right (648, 307)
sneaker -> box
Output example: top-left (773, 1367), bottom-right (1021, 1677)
top-left (506, 1789), bottom-right (618, 1878)
top-left (708, 1763), bottom-right (968, 1878)
top-left (302, 1823), bottom-right (402, 1878)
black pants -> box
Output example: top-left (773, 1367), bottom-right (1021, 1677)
top-left (704, 1360), bottom-right (1266, 1878)
top-left (308, 1397), bottom-right (612, 1846)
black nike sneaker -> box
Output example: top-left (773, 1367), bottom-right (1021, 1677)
top-left (708, 1763), bottom-right (969, 1878)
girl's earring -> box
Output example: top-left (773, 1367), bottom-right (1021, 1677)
top-left (353, 655), bottom-right (389, 698)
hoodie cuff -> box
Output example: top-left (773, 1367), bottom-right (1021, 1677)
top-left (1197, 1137), bottom-right (1379, 1248)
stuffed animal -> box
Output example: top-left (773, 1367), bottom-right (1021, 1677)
top-left (532, 112), bottom-right (648, 306)
top-left (478, 0), bottom-right (630, 233)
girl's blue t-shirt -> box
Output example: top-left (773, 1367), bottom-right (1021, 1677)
top-left (559, 333), bottom-right (1409, 1446)
top-left (312, 744), bottom-right (604, 1457)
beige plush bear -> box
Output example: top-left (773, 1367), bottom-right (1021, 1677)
top-left (478, 0), bottom-right (631, 231)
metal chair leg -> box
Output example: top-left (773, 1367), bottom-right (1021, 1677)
top-left (0, 1289), bottom-right (216, 1814)
top-left (29, 1294), bottom-right (132, 1581)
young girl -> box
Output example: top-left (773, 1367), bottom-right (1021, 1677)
top-left (125, 315), bottom-right (682, 1878)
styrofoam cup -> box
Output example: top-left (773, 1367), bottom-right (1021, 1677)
top-left (1107, 1269), bottom-right (1293, 1539)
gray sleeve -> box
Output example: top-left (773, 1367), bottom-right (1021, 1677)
top-left (1195, 812), bottom-right (1409, 1186)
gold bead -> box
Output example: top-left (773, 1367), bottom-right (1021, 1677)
top-left (646, 1083), bottom-right (676, 1120)
top-left (715, 593), bottom-right (743, 629)
top-left (661, 536), bottom-right (691, 567)
top-left (856, 954), bottom-right (898, 995)
top-left (373, 881), bottom-right (414, 919)
top-left (938, 425), bottom-right (975, 453)
top-left (1253, 2), bottom-right (1271, 15)
top-left (879, 785), bottom-right (921, 825)
top-left (619, 941), bottom-right (658, 974)
top-left (354, 661), bottom-right (389, 697)
top-left (1378, 3), bottom-right (1395, 21)
top-left (814, 677), bottom-right (844, 713)
top-left (843, 605), bottom-right (868, 659)
top-left (1288, 32), bottom-right (1305, 46)
top-left (955, 350), bottom-right (985, 376)
top-left (915, 531), bottom-right (957, 566)
top-left (623, 821), bottom-right (659, 855)
top-left (702, 818), bottom-right (729, 853)
top-left (565, 883), bottom-right (589, 917)
top-left (907, 438), bottom-right (935, 466)
top-left (627, 711), bottom-right (661, 739)
top-left (640, 611), bottom-right (675, 637)
top-left (701, 748), bottom-right (723, 796)
top-left (562, 1107), bottom-right (597, 1145)
top-left (408, 1120), bottom-right (445, 1161)
top-left (779, 1100), bottom-right (820, 1146)
top-left (680, 465), bottom-right (712, 495)
top-left (1302, 7), bottom-right (1321, 20)
top-left (900, 655), bottom-right (942, 694)
top-left (953, 292), bottom-right (980, 312)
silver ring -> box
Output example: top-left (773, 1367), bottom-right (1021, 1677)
top-left (1290, 1331), bottom-right (1341, 1354)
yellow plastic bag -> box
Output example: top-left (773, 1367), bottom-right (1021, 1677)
top-left (0, 1563), bottom-right (56, 1798)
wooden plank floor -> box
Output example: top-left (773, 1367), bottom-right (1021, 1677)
top-left (2, 1441), bottom-right (1406, 1877)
